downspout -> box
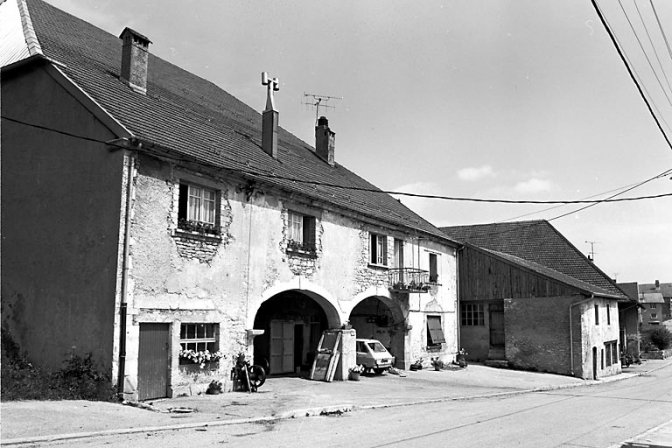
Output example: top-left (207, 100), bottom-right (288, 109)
top-left (569, 294), bottom-right (594, 377)
top-left (456, 246), bottom-right (463, 354)
top-left (117, 151), bottom-right (135, 397)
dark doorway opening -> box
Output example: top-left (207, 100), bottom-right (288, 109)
top-left (253, 291), bottom-right (327, 375)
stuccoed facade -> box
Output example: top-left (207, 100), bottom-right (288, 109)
top-left (119, 151), bottom-right (458, 398)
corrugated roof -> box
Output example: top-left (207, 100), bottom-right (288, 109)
top-left (441, 220), bottom-right (625, 298)
top-left (7, 0), bottom-right (454, 242)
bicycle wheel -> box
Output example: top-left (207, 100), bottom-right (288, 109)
top-left (248, 365), bottom-right (266, 389)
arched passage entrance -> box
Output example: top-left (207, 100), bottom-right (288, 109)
top-left (349, 295), bottom-right (406, 368)
top-left (253, 290), bottom-right (335, 375)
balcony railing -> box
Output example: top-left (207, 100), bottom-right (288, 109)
top-left (388, 268), bottom-right (439, 293)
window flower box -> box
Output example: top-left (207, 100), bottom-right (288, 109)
top-left (286, 240), bottom-right (317, 258)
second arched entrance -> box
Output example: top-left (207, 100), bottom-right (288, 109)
top-left (349, 296), bottom-right (406, 368)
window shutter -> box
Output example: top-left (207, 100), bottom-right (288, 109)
top-left (427, 316), bottom-right (446, 344)
top-left (304, 216), bottom-right (316, 247)
top-left (370, 234), bottom-right (377, 264)
top-left (178, 183), bottom-right (188, 220)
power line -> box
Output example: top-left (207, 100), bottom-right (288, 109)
top-left (591, 0), bottom-right (672, 151)
top-left (504, 167), bottom-right (672, 221)
top-left (547, 166), bottom-right (672, 221)
top-left (3, 114), bottom-right (672, 206)
top-left (649, 0), bottom-right (672, 64)
top-left (617, 0), bottom-right (672, 108)
top-left (631, 0), bottom-right (672, 97)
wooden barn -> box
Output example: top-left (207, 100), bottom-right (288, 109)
top-left (442, 221), bottom-right (628, 379)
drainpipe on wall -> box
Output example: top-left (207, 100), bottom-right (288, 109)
top-left (456, 246), bottom-right (463, 354)
top-left (117, 148), bottom-right (136, 397)
top-left (569, 294), bottom-right (594, 377)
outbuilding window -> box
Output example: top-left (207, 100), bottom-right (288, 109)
top-left (461, 303), bottom-right (485, 326)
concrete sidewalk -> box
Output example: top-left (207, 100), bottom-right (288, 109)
top-left (1, 360), bottom-right (670, 446)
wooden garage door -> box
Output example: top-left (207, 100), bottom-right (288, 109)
top-left (270, 320), bottom-right (294, 374)
top-left (138, 323), bottom-right (170, 401)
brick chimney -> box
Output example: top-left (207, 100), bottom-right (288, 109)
top-left (315, 116), bottom-right (335, 166)
top-left (119, 28), bottom-right (151, 94)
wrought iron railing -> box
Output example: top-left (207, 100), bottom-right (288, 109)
top-left (388, 268), bottom-right (440, 293)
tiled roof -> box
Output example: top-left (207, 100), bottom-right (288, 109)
top-left (7, 0), bottom-right (453, 242)
top-left (639, 283), bottom-right (672, 298)
top-left (440, 220), bottom-right (625, 297)
top-left (639, 292), bottom-right (665, 304)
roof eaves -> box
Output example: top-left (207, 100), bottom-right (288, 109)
top-left (468, 244), bottom-right (626, 300)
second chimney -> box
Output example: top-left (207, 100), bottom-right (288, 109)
top-left (120, 27), bottom-right (151, 94)
top-left (315, 116), bottom-right (335, 166)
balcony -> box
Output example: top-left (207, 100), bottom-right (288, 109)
top-left (388, 268), bottom-right (439, 293)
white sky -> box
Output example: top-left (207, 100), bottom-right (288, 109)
top-left (46, 0), bottom-right (672, 283)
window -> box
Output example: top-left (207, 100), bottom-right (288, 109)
top-left (595, 304), bottom-right (600, 325)
top-left (429, 253), bottom-right (438, 283)
top-left (427, 316), bottom-right (445, 348)
top-left (651, 313), bottom-right (658, 319)
top-left (605, 341), bottom-right (618, 367)
top-left (649, 304), bottom-right (657, 309)
top-left (461, 303), bottom-right (485, 326)
top-left (287, 211), bottom-right (316, 253)
top-left (178, 183), bottom-right (219, 234)
top-left (607, 304), bottom-right (611, 325)
top-left (179, 323), bottom-right (218, 364)
top-left (370, 233), bottom-right (388, 266)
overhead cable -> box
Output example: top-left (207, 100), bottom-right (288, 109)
top-left (3, 115), bottom-right (672, 205)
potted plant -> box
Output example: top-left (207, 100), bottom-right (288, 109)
top-left (431, 357), bottom-right (444, 371)
top-left (455, 348), bottom-right (468, 368)
top-left (349, 364), bottom-right (364, 381)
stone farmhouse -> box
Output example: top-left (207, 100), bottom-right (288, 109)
top-left (441, 220), bottom-right (629, 379)
top-left (1, 0), bottom-right (460, 400)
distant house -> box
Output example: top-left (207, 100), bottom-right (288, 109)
top-left (1, 0), bottom-right (460, 400)
top-left (638, 292), bottom-right (666, 329)
top-left (638, 281), bottom-right (672, 323)
top-left (441, 220), bottom-right (629, 379)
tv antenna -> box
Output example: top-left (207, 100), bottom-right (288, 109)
top-left (302, 93), bottom-right (342, 124)
top-left (585, 240), bottom-right (599, 261)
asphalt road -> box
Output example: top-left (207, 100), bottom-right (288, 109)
top-left (33, 364), bottom-right (672, 447)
